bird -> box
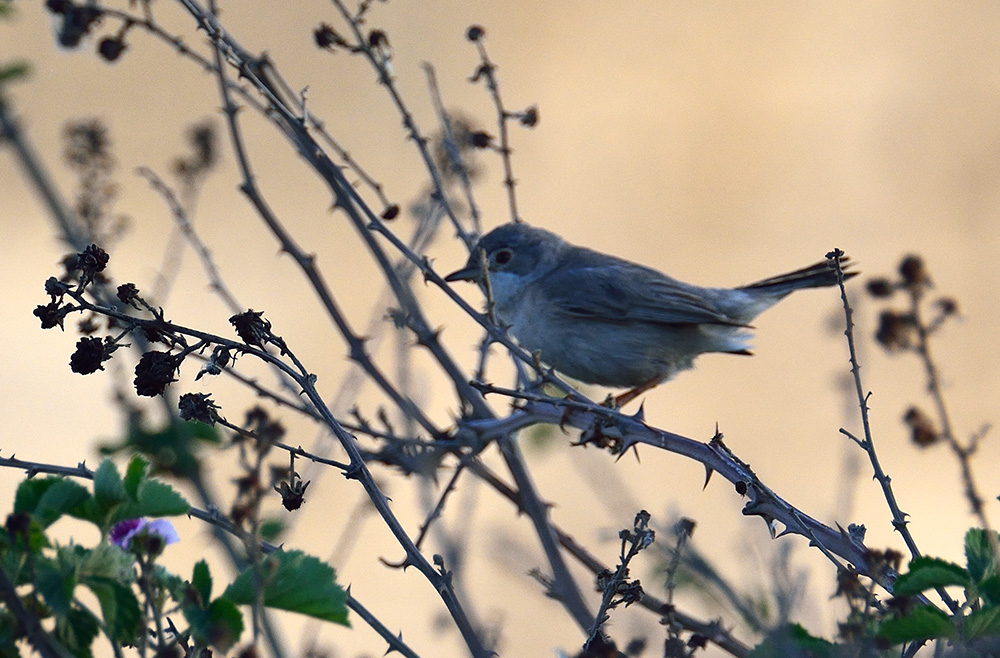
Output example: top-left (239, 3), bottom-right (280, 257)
top-left (445, 222), bottom-right (855, 405)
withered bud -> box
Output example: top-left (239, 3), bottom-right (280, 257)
top-left (866, 278), bottom-right (894, 298)
top-left (899, 254), bottom-right (931, 288)
top-left (468, 130), bottom-right (493, 149)
top-left (935, 297), bottom-right (959, 317)
top-left (903, 406), bottom-right (939, 447)
top-left (875, 310), bottom-right (915, 351)
top-left (519, 105), bottom-right (539, 127)
top-left (381, 204), bottom-right (400, 220)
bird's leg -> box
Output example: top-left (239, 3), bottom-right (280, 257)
top-left (610, 377), bottom-right (661, 408)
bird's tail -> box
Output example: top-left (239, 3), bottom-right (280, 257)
top-left (740, 257), bottom-right (856, 298)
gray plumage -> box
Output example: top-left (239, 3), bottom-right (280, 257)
top-left (446, 223), bottom-right (854, 390)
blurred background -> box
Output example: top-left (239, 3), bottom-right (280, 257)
top-left (3, 2), bottom-right (1000, 656)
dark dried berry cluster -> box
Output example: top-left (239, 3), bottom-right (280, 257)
top-left (244, 406), bottom-right (286, 444)
top-left (34, 296), bottom-right (70, 330)
top-left (517, 105), bottom-right (539, 128)
top-left (313, 23), bottom-right (349, 50)
top-left (196, 345), bottom-right (232, 381)
top-left (67, 244), bottom-right (110, 287)
top-left (178, 392), bottom-right (223, 426)
top-left (274, 476), bottom-right (310, 512)
top-left (874, 311), bottom-right (916, 352)
top-left (468, 130), bottom-right (494, 149)
top-left (230, 309), bottom-right (286, 353)
top-left (133, 350), bottom-right (179, 397)
top-left (380, 204), bottom-right (400, 220)
top-left (173, 122), bottom-right (218, 186)
top-left (466, 25), bottom-right (485, 42)
top-left (45, 0), bottom-right (102, 49)
top-left (903, 406), bottom-right (940, 447)
top-left (69, 336), bottom-right (117, 374)
top-left (33, 244), bottom-right (111, 330)
top-left (98, 36), bottom-right (126, 62)
top-left (867, 255), bottom-right (958, 352)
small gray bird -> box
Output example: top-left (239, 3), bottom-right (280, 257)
top-left (446, 223), bottom-right (854, 403)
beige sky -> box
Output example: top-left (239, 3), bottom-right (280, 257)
top-left (3, 2), bottom-right (1000, 656)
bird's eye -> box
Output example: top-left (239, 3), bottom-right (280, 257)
top-left (494, 248), bottom-right (513, 265)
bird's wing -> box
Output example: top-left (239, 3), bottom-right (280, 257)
top-left (538, 263), bottom-right (742, 326)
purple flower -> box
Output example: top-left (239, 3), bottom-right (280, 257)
top-left (110, 518), bottom-right (179, 552)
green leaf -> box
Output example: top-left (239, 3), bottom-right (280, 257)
top-left (119, 455), bottom-right (189, 517)
top-left (965, 605), bottom-right (1000, 639)
top-left (35, 559), bottom-right (76, 617)
top-left (135, 479), bottom-right (189, 517)
top-left (0, 62), bottom-right (29, 84)
top-left (54, 606), bottom-right (99, 658)
top-left (78, 542), bottom-right (134, 585)
top-left (192, 560), bottom-right (212, 605)
top-left (184, 597), bottom-right (243, 652)
top-left (123, 455), bottom-right (147, 498)
top-left (86, 578), bottom-right (141, 645)
top-left (966, 528), bottom-right (1000, 584)
top-left (980, 574), bottom-right (1000, 606)
top-left (224, 550), bottom-right (349, 625)
top-left (102, 421), bottom-right (219, 481)
top-left (0, 610), bottom-right (20, 658)
top-left (93, 460), bottom-right (127, 518)
top-left (879, 605), bottom-right (955, 643)
top-left (111, 478), bottom-right (189, 524)
top-left (894, 556), bottom-right (971, 596)
top-left (2, 515), bottom-right (49, 558)
top-left (259, 517), bottom-right (286, 544)
top-left (14, 478), bottom-right (91, 528)
top-left (748, 623), bottom-right (835, 658)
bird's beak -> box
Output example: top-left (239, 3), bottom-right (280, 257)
top-left (444, 260), bottom-right (480, 283)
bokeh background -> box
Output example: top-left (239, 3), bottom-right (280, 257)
top-left (3, 2), bottom-right (1000, 656)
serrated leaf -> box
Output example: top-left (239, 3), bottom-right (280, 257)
top-left (192, 560), bottom-right (212, 604)
top-left (15, 478), bottom-right (91, 528)
top-left (894, 556), bottom-right (971, 596)
top-left (2, 515), bottom-right (49, 558)
top-left (36, 560), bottom-right (76, 617)
top-left (223, 550), bottom-right (349, 625)
top-left (104, 422), bottom-right (218, 480)
top-left (965, 605), bottom-right (1000, 639)
top-left (111, 480), bottom-right (189, 524)
top-left (55, 606), bottom-right (99, 658)
top-left (123, 455), bottom-right (147, 498)
top-left (79, 542), bottom-right (134, 584)
top-left (879, 605), bottom-right (955, 643)
top-left (86, 578), bottom-right (141, 644)
top-left (980, 575), bottom-right (1000, 606)
top-left (966, 528), bottom-right (1000, 584)
top-left (93, 460), bottom-right (127, 518)
top-left (184, 597), bottom-right (243, 652)
top-left (136, 479), bottom-right (189, 516)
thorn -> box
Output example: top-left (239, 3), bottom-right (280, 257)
top-left (764, 515), bottom-right (778, 539)
top-left (383, 631), bottom-right (404, 655)
top-left (379, 555), bottom-right (411, 570)
top-left (631, 402), bottom-right (646, 423)
top-left (628, 442), bottom-right (641, 463)
top-left (709, 422), bottom-right (724, 445)
top-left (703, 465), bottom-right (714, 490)
top-left (558, 407), bottom-right (573, 433)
